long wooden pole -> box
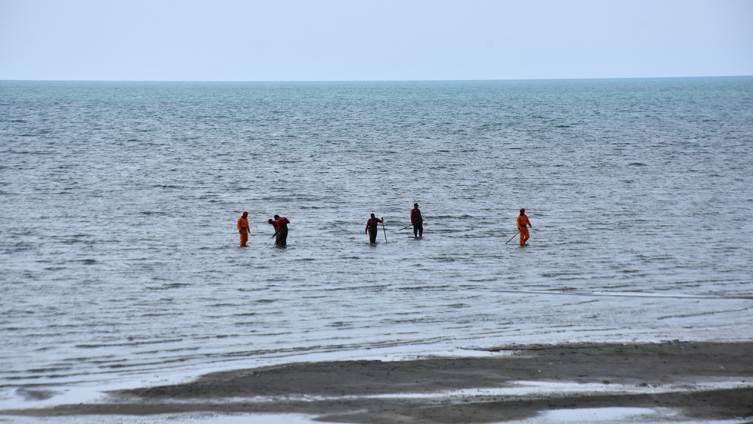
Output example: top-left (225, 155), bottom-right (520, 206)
top-left (399, 219), bottom-right (423, 231)
top-left (264, 231), bottom-right (279, 244)
top-left (505, 230), bottom-right (521, 245)
top-left (382, 221), bottom-right (387, 243)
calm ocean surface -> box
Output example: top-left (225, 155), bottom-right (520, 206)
top-left (1, 78), bottom-right (752, 410)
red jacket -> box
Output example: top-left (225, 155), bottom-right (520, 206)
top-left (410, 208), bottom-right (423, 225)
top-left (270, 217), bottom-right (290, 231)
top-left (365, 217), bottom-right (383, 233)
top-left (275, 217), bottom-right (290, 228)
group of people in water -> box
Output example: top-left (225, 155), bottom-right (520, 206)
top-left (236, 212), bottom-right (292, 247)
top-left (237, 204), bottom-right (532, 247)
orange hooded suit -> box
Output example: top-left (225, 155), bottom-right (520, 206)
top-left (516, 209), bottom-right (531, 245)
top-left (237, 213), bottom-right (250, 246)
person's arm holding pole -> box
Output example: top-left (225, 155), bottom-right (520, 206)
top-left (264, 218), bottom-right (279, 243)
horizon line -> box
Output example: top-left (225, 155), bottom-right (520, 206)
top-left (1, 75), bottom-right (752, 84)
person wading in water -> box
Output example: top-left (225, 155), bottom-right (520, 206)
top-left (411, 203), bottom-right (423, 238)
top-left (516, 208), bottom-right (532, 245)
top-left (365, 214), bottom-right (384, 244)
top-left (268, 214), bottom-right (290, 246)
top-left (237, 211), bottom-right (250, 247)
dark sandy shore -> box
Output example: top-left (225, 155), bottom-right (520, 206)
top-left (4, 341), bottom-right (753, 423)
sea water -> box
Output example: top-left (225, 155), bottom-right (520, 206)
top-left (1, 78), bottom-right (752, 407)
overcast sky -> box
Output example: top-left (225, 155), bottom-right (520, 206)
top-left (0, 0), bottom-right (751, 81)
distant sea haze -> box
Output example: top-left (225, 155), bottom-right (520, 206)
top-left (1, 78), bottom-right (751, 396)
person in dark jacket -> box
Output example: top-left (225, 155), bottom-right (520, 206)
top-left (269, 214), bottom-right (290, 246)
top-left (411, 203), bottom-right (423, 238)
top-left (365, 213), bottom-right (384, 244)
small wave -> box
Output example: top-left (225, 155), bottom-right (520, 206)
top-left (146, 283), bottom-right (192, 290)
top-left (76, 338), bottom-right (183, 348)
top-left (658, 307), bottom-right (751, 320)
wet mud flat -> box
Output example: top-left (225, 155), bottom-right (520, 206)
top-left (4, 341), bottom-right (753, 423)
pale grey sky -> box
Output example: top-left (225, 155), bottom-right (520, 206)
top-left (0, 0), bottom-right (751, 81)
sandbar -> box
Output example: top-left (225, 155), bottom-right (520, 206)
top-left (3, 341), bottom-right (752, 423)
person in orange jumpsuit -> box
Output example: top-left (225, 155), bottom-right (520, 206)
top-left (516, 208), bottom-right (532, 245)
top-left (237, 211), bottom-right (250, 247)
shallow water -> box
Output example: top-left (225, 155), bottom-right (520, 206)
top-left (3, 410), bottom-right (749, 424)
top-left (1, 78), bottom-right (752, 406)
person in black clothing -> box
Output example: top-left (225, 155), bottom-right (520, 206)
top-left (411, 203), bottom-right (423, 238)
top-left (269, 214), bottom-right (290, 246)
top-left (365, 214), bottom-right (384, 244)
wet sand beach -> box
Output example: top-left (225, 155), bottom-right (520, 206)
top-left (5, 341), bottom-right (752, 423)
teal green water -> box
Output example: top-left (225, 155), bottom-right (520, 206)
top-left (0, 78), bottom-right (751, 399)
